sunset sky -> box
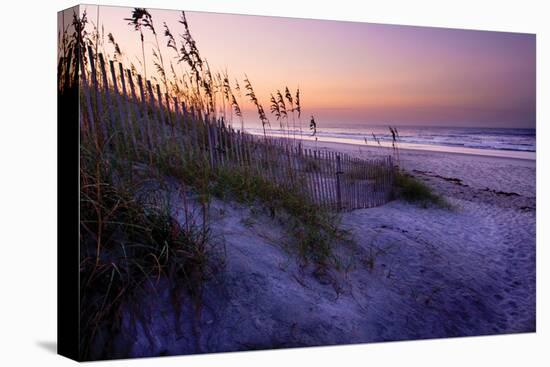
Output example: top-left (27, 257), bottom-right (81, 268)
top-left (67, 5), bottom-right (535, 129)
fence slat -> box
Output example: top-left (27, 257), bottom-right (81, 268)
top-left (109, 60), bottom-right (128, 150)
top-left (79, 49), bottom-right (95, 138)
top-left (324, 151), bottom-right (332, 208)
top-left (344, 154), bottom-right (351, 210)
top-left (98, 54), bottom-right (115, 137)
top-left (189, 106), bottom-right (199, 156)
top-left (125, 69), bottom-right (143, 151)
top-left (146, 80), bottom-right (159, 149)
top-left (136, 75), bottom-right (150, 148)
top-left (318, 150), bottom-right (327, 208)
top-left (336, 154), bottom-right (342, 210)
top-left (87, 46), bottom-right (106, 143)
top-left (165, 93), bottom-right (172, 125)
top-left (156, 84), bottom-right (168, 143)
top-left (207, 118), bottom-right (215, 168)
top-left (313, 150), bottom-right (323, 206)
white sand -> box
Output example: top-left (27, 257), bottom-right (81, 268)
top-left (312, 140), bottom-right (536, 336)
top-left (99, 141), bottom-right (536, 358)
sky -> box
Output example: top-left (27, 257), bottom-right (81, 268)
top-left (63, 4), bottom-right (536, 129)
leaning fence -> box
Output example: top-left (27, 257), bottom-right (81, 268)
top-left (66, 47), bottom-right (394, 211)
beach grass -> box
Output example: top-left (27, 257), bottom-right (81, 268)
top-left (79, 140), bottom-right (221, 358)
top-left (210, 166), bottom-right (346, 266)
top-left (394, 171), bottom-right (451, 209)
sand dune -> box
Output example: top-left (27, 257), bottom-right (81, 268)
top-left (97, 141), bottom-right (535, 358)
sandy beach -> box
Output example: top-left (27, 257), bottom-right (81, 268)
top-left (313, 140), bottom-right (536, 336)
top-left (107, 142), bottom-right (535, 357)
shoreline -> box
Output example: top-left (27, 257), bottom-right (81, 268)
top-left (304, 137), bottom-right (536, 199)
top-left (302, 139), bottom-right (537, 167)
top-left (248, 131), bottom-right (536, 161)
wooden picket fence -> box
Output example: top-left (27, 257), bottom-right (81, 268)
top-left (74, 47), bottom-right (394, 211)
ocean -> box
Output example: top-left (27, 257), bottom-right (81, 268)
top-left (245, 125), bottom-right (536, 157)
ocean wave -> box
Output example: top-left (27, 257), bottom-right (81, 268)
top-left (246, 126), bottom-right (536, 153)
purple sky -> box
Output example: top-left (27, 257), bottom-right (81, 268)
top-left (76, 5), bottom-right (536, 129)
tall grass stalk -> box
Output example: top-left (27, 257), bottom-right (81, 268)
top-left (285, 87), bottom-right (297, 142)
top-left (125, 8), bottom-right (150, 80)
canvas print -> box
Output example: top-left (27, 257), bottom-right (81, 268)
top-left (57, 4), bottom-right (536, 361)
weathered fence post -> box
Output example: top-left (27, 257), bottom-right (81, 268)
top-left (79, 49), bottom-right (95, 138)
top-left (336, 154), bottom-right (343, 210)
top-left (136, 75), bottom-right (150, 148)
top-left (87, 46), bottom-right (107, 143)
top-left (109, 60), bottom-right (128, 149)
top-left (98, 53), bottom-right (113, 124)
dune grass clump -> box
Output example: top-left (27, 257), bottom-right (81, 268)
top-left (79, 141), bottom-right (221, 359)
top-left (394, 171), bottom-right (450, 209)
top-left (209, 167), bottom-right (345, 267)
top-left (140, 133), bottom-right (346, 268)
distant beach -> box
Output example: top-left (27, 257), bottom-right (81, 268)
top-left (247, 126), bottom-right (536, 160)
